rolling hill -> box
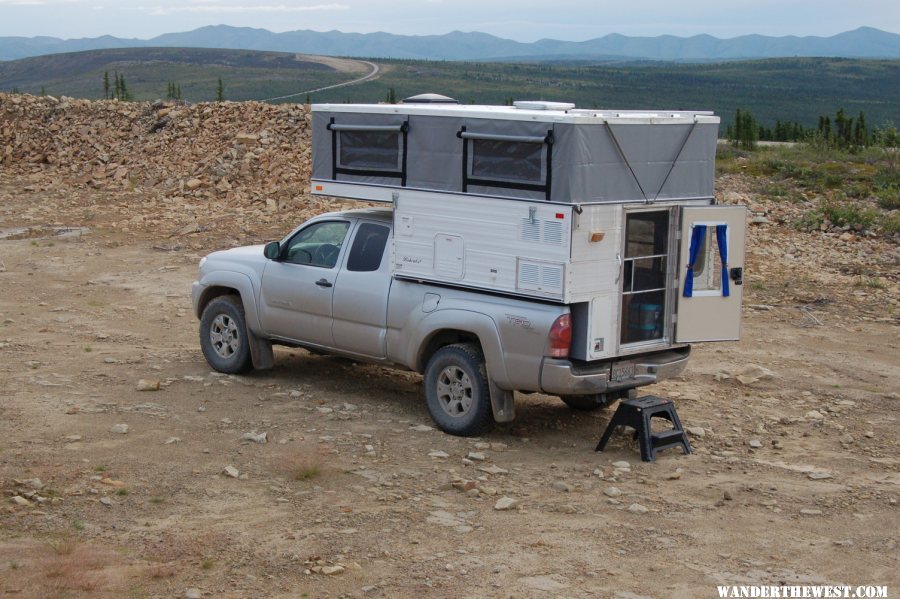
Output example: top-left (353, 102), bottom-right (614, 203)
top-left (0, 25), bottom-right (898, 62)
top-left (1, 48), bottom-right (898, 130)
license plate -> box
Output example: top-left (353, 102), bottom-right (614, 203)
top-left (611, 361), bottom-right (636, 382)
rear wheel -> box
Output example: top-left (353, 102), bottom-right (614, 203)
top-left (424, 343), bottom-right (494, 437)
top-left (200, 295), bottom-right (253, 374)
top-left (559, 393), bottom-right (616, 412)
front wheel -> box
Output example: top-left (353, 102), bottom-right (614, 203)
top-left (424, 343), bottom-right (494, 437)
top-left (199, 296), bottom-right (253, 374)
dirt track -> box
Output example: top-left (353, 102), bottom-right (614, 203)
top-left (0, 174), bottom-right (898, 598)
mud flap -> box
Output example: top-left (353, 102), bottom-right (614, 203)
top-left (247, 330), bottom-right (275, 370)
top-left (488, 378), bottom-right (515, 423)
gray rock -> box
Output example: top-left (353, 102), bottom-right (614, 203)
top-left (136, 379), bottom-right (160, 391)
top-left (603, 487), bottom-right (623, 497)
top-left (735, 364), bottom-right (775, 385)
top-left (466, 451), bottom-right (486, 461)
top-left (410, 424), bottom-right (434, 432)
top-left (99, 496), bottom-right (112, 507)
top-left (686, 426), bottom-right (706, 437)
top-left (808, 471), bottom-right (833, 480)
top-left (428, 450), bottom-right (450, 459)
top-left (551, 481), bottom-right (572, 492)
top-left (478, 465), bottom-right (509, 475)
top-left (494, 496), bottom-right (518, 511)
top-left (748, 439), bottom-right (763, 449)
top-left (240, 431), bottom-right (268, 444)
top-left (164, 437), bottom-right (181, 445)
top-left (185, 589), bottom-right (202, 599)
top-left (11, 496), bottom-right (30, 506)
top-left (222, 465), bottom-right (240, 478)
top-left (612, 460), bottom-right (631, 469)
top-left (109, 423), bottom-right (129, 434)
top-left (800, 508), bottom-right (823, 515)
top-left (627, 503), bottom-right (649, 514)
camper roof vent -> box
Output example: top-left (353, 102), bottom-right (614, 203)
top-left (514, 101), bottom-right (576, 111)
top-left (402, 93), bottom-right (459, 104)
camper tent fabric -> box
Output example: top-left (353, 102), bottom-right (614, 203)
top-left (312, 109), bottom-right (718, 204)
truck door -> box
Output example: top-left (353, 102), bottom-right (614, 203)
top-left (675, 206), bottom-right (746, 342)
top-left (332, 221), bottom-right (391, 358)
top-left (259, 220), bottom-right (350, 346)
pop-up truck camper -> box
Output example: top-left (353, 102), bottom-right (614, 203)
top-left (193, 94), bottom-right (746, 440)
top-left (310, 96), bottom-right (746, 362)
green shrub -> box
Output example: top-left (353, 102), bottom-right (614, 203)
top-left (882, 212), bottom-right (900, 235)
top-left (876, 187), bottom-right (900, 210)
top-left (821, 200), bottom-right (878, 231)
top-left (795, 209), bottom-right (825, 231)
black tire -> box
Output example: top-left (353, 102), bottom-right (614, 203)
top-left (199, 295), bottom-right (253, 374)
top-left (559, 393), bottom-right (616, 412)
top-left (424, 343), bottom-right (494, 437)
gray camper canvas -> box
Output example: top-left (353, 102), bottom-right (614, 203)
top-left (311, 102), bottom-right (718, 204)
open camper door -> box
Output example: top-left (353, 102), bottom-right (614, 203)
top-left (675, 206), bottom-right (746, 343)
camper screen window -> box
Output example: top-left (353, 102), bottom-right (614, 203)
top-left (470, 139), bottom-right (543, 184)
top-left (338, 130), bottom-right (401, 171)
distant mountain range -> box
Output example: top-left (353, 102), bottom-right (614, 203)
top-left (1, 25), bottom-right (898, 62)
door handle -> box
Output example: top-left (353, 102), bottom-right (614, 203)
top-left (315, 278), bottom-right (333, 288)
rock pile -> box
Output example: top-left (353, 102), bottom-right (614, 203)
top-left (1, 93), bottom-right (311, 203)
top-left (1, 93), bottom-right (332, 243)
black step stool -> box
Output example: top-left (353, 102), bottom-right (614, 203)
top-left (596, 395), bottom-right (692, 462)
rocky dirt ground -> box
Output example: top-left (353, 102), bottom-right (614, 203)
top-left (0, 94), bottom-right (898, 598)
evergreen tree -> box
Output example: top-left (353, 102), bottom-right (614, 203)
top-left (854, 111), bottom-right (868, 146)
top-left (385, 87), bottom-right (397, 104)
top-left (103, 71), bottom-right (110, 99)
top-left (216, 78), bottom-right (225, 102)
top-left (119, 75), bottom-right (131, 101)
top-left (305, 94), bottom-right (311, 105)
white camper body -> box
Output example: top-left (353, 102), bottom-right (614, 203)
top-left (310, 101), bottom-right (746, 362)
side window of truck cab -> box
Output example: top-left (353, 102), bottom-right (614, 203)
top-left (283, 221), bottom-right (350, 268)
top-left (346, 222), bottom-right (390, 272)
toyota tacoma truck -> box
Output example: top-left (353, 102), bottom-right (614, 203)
top-left (192, 207), bottom-right (692, 436)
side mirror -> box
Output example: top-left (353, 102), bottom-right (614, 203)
top-left (263, 241), bottom-right (281, 260)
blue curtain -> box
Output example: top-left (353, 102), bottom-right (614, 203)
top-left (683, 224), bottom-right (706, 297)
top-left (716, 224), bottom-right (730, 297)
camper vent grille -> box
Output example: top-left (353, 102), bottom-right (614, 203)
top-left (543, 221), bottom-right (565, 245)
top-left (519, 263), bottom-right (540, 286)
top-left (517, 260), bottom-right (564, 296)
top-left (520, 219), bottom-right (541, 242)
top-left (542, 266), bottom-right (563, 288)
top-left (520, 218), bottom-right (565, 245)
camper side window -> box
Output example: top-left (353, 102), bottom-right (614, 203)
top-left (470, 139), bottom-right (544, 184)
top-left (338, 131), bottom-right (402, 171)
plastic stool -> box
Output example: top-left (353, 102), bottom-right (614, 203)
top-left (596, 395), bottom-right (692, 462)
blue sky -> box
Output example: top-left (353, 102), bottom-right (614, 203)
top-left (0, 0), bottom-right (897, 41)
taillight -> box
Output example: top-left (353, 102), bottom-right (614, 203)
top-left (548, 313), bottom-right (571, 358)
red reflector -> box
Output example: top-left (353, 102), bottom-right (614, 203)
top-left (314, 185), bottom-right (323, 191)
top-left (555, 213), bottom-right (565, 219)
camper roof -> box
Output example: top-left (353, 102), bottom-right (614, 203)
top-left (313, 102), bottom-right (718, 126)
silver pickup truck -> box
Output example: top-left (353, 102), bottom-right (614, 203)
top-left (192, 207), bottom-right (690, 436)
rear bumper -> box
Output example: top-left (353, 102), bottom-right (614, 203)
top-left (540, 346), bottom-right (691, 396)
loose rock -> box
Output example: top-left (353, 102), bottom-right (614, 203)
top-left (494, 497), bottom-right (518, 511)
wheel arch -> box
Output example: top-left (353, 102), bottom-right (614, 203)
top-left (195, 271), bottom-right (261, 333)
